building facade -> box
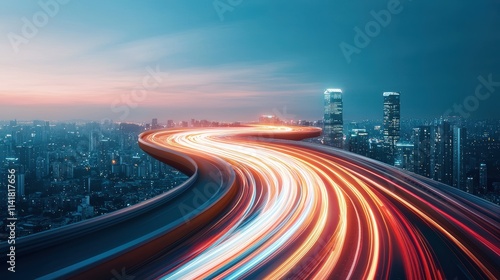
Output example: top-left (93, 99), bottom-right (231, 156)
top-left (452, 126), bottom-right (467, 190)
top-left (383, 92), bottom-right (401, 164)
top-left (324, 89), bottom-right (344, 149)
top-left (349, 129), bottom-right (370, 157)
top-left (431, 120), bottom-right (453, 186)
top-left (413, 126), bottom-right (431, 178)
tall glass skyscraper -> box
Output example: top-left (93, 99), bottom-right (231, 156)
top-left (480, 163), bottom-right (488, 194)
top-left (413, 126), bottom-right (431, 177)
top-left (452, 126), bottom-right (467, 190)
top-left (324, 89), bottom-right (344, 149)
top-left (383, 92), bottom-right (401, 164)
top-left (431, 119), bottom-right (453, 186)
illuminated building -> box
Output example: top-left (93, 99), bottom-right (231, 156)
top-left (383, 92), bottom-right (400, 164)
top-left (432, 119), bottom-right (453, 186)
top-left (324, 89), bottom-right (344, 149)
top-left (480, 163), bottom-right (487, 194)
top-left (452, 126), bottom-right (467, 190)
top-left (395, 143), bottom-right (414, 171)
top-left (413, 126), bottom-right (431, 178)
top-left (349, 129), bottom-right (369, 157)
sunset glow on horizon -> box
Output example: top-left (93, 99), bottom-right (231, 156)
top-left (1, 1), bottom-right (498, 122)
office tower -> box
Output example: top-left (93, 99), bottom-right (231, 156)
top-left (99, 139), bottom-right (112, 174)
top-left (324, 89), bottom-right (344, 149)
top-left (17, 173), bottom-right (25, 198)
top-left (431, 119), bottom-right (453, 186)
top-left (35, 156), bottom-right (49, 180)
top-left (152, 118), bottom-right (159, 129)
top-left (369, 140), bottom-right (386, 163)
top-left (452, 126), bottom-right (467, 190)
top-left (17, 145), bottom-right (35, 172)
top-left (167, 120), bottom-right (175, 128)
top-left (395, 143), bottom-right (414, 171)
top-left (479, 163), bottom-right (487, 194)
top-left (383, 92), bottom-right (401, 164)
top-left (84, 176), bottom-right (91, 193)
top-left (413, 126), bottom-right (431, 178)
top-left (349, 129), bottom-right (369, 157)
top-left (16, 165), bottom-right (25, 198)
top-left (89, 131), bottom-right (96, 152)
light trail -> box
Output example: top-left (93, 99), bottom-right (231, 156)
top-left (139, 125), bottom-right (500, 279)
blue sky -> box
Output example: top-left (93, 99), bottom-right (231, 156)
top-left (0, 0), bottom-right (499, 122)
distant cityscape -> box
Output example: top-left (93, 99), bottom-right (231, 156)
top-left (321, 89), bottom-right (500, 205)
top-left (1, 90), bottom-right (499, 239)
top-left (264, 89), bottom-right (499, 204)
top-left (0, 120), bottom-right (189, 240)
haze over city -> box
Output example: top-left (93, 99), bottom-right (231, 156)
top-left (1, 0), bottom-right (499, 122)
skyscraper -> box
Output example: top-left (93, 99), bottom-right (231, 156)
top-left (324, 89), bottom-right (344, 149)
top-left (383, 92), bottom-right (400, 164)
top-left (16, 165), bottom-right (25, 198)
top-left (431, 119), bottom-right (453, 186)
top-left (152, 118), bottom-right (159, 129)
top-left (395, 143), bottom-right (414, 171)
top-left (348, 129), bottom-right (369, 157)
top-left (452, 126), bottom-right (467, 190)
top-left (17, 173), bottom-right (25, 198)
top-left (479, 163), bottom-right (487, 194)
top-left (17, 145), bottom-right (35, 172)
top-left (413, 126), bottom-right (431, 177)
top-left (167, 120), bottom-right (175, 128)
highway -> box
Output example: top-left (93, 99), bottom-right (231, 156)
top-left (135, 125), bottom-right (499, 279)
top-left (1, 125), bottom-right (498, 279)
top-left (0, 129), bottom-right (240, 279)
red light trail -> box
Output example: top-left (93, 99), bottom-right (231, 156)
top-left (138, 125), bottom-right (499, 279)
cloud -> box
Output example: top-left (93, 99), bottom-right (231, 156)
top-left (0, 24), bottom-right (320, 121)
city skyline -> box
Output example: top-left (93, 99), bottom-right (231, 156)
top-left (1, 1), bottom-right (499, 122)
top-left (1, 120), bottom-right (498, 278)
top-left (1, 2), bottom-right (499, 279)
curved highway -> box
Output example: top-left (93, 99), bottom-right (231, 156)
top-left (135, 125), bottom-right (499, 280)
top-left (1, 125), bottom-right (498, 279)
top-left (0, 129), bottom-right (240, 279)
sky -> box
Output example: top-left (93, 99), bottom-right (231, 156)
top-left (0, 0), bottom-right (499, 123)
